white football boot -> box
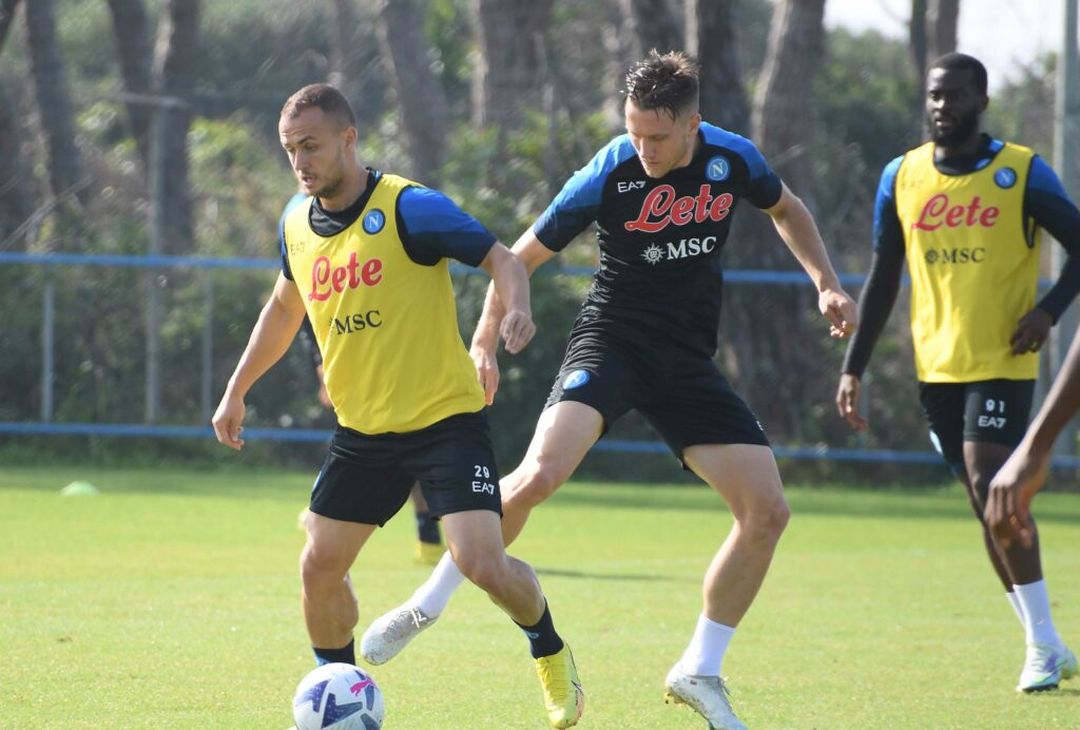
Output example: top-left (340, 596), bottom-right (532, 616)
top-left (664, 665), bottom-right (748, 730)
top-left (360, 602), bottom-right (438, 665)
top-left (1017, 642), bottom-right (1077, 692)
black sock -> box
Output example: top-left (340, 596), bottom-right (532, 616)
top-left (514, 602), bottom-right (565, 659)
top-left (312, 638), bottom-right (355, 666)
top-left (415, 511), bottom-right (441, 544)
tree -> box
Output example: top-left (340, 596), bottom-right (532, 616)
top-left (470, 0), bottom-right (554, 156)
top-left (687, 0), bottom-right (750, 135)
top-left (620, 0), bottom-right (682, 57)
top-left (106, 0), bottom-right (154, 168)
top-left (0, 0), bottom-right (32, 246)
top-left (721, 0), bottom-right (827, 439)
top-left (910, 0), bottom-right (960, 133)
top-left (23, 0), bottom-right (86, 219)
top-left (375, 0), bottom-right (449, 185)
top-left (151, 0), bottom-right (199, 254)
top-left (0, 0), bottom-right (19, 48)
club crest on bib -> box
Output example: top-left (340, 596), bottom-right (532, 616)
top-left (363, 209), bottom-right (386, 234)
top-left (993, 167), bottom-right (1017, 189)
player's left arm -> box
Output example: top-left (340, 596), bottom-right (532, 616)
top-left (764, 183), bottom-right (858, 338)
top-left (478, 242), bottom-right (535, 355)
top-left (1011, 156), bottom-right (1080, 354)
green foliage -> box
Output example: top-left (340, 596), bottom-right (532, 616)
top-left (4, 1), bottom-right (1065, 475)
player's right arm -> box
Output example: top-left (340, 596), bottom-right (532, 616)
top-left (836, 156), bottom-right (906, 431)
top-left (470, 143), bottom-right (609, 402)
top-left (212, 273), bottom-right (307, 449)
top-left (987, 322), bottom-right (1080, 547)
top-left (471, 230), bottom-right (557, 403)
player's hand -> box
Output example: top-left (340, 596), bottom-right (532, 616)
top-left (211, 394), bottom-right (246, 450)
top-left (836, 373), bottom-right (868, 431)
top-left (1009, 307), bottom-right (1053, 355)
top-left (499, 308), bottom-right (536, 355)
top-left (470, 342), bottom-right (501, 405)
top-left (985, 446), bottom-right (1048, 549)
top-left (819, 288), bottom-right (858, 339)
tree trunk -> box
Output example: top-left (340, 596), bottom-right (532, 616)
top-left (620, 0), bottom-right (682, 57)
top-left (911, 0), bottom-right (960, 136)
top-left (752, 0), bottom-right (825, 198)
top-left (151, 0), bottom-right (198, 254)
top-left (687, 0), bottom-right (749, 135)
top-left (926, 0), bottom-right (960, 61)
top-left (909, 0), bottom-right (928, 92)
top-left (470, 0), bottom-right (553, 149)
top-left (23, 0), bottom-right (86, 210)
top-left (106, 0), bottom-right (154, 168)
top-left (0, 81), bottom-right (33, 247)
top-left (721, 0), bottom-right (826, 440)
top-left (375, 0), bottom-right (449, 185)
top-left (0, 0), bottom-right (20, 50)
top-left (0, 1), bottom-right (31, 245)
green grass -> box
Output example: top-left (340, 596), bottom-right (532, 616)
top-left (2, 466), bottom-right (1079, 729)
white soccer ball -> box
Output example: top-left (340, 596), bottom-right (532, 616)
top-left (292, 662), bottom-right (384, 730)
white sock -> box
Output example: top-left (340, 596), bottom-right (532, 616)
top-left (1014, 580), bottom-right (1062, 647)
top-left (1005, 591), bottom-right (1027, 630)
top-left (412, 551), bottom-right (466, 617)
top-left (678, 615), bottom-right (735, 677)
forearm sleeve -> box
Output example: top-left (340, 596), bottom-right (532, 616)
top-left (841, 244), bottom-right (905, 377)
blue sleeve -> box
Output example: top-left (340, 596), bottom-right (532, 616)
top-left (533, 137), bottom-right (634, 251)
top-left (278, 192), bottom-right (308, 281)
top-left (732, 137), bottom-right (782, 209)
top-left (1026, 156), bottom-right (1080, 253)
top-left (698, 125), bottom-right (782, 208)
top-left (397, 186), bottom-right (496, 267)
top-left (872, 156), bottom-right (905, 256)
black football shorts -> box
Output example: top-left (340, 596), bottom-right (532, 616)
top-left (309, 410), bottom-right (501, 525)
top-left (545, 333), bottom-right (769, 460)
top-left (918, 379), bottom-right (1035, 477)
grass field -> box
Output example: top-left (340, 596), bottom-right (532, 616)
top-left (2, 465), bottom-right (1079, 729)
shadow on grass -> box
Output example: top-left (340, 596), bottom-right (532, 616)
top-left (534, 567), bottom-right (683, 583)
top-left (552, 482), bottom-right (1080, 527)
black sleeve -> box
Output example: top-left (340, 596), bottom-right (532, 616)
top-left (1026, 158), bottom-right (1080, 322)
top-left (1038, 255), bottom-right (1080, 323)
top-left (841, 240), bottom-right (905, 378)
top-left (297, 317), bottom-right (322, 368)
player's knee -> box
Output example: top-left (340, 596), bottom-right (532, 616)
top-left (299, 542), bottom-right (350, 590)
top-left (741, 496), bottom-right (790, 543)
top-left (506, 462), bottom-right (565, 507)
top-left (453, 551), bottom-right (506, 594)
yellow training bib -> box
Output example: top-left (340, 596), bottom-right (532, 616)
top-left (895, 141), bottom-right (1039, 382)
top-left (282, 174), bottom-right (484, 433)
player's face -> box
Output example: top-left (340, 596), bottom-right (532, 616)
top-left (624, 98), bottom-right (701, 179)
top-left (279, 107), bottom-right (356, 199)
top-left (925, 67), bottom-right (986, 148)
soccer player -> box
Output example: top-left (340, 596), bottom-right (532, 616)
top-left (212, 83), bottom-right (584, 729)
top-left (296, 306), bottom-right (444, 565)
top-left (361, 51), bottom-right (857, 730)
top-left (836, 53), bottom-right (1079, 693)
top-left (987, 324), bottom-right (1080, 550)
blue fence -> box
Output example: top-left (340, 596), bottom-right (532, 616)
top-left (3, 251), bottom-right (1072, 468)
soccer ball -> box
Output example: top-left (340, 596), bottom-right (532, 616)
top-left (292, 662), bottom-right (384, 730)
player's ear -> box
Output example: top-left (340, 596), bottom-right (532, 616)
top-left (686, 111), bottom-right (702, 135)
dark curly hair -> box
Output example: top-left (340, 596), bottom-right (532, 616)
top-left (623, 50), bottom-right (700, 119)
